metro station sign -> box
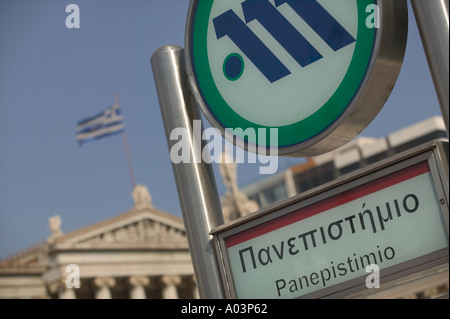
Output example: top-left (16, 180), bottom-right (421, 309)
top-left (185, 0), bottom-right (408, 156)
top-left (211, 142), bottom-right (449, 298)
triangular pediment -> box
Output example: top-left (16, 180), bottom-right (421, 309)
top-left (51, 207), bottom-right (187, 250)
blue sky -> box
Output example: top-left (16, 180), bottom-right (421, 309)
top-left (0, 1), bottom-right (443, 259)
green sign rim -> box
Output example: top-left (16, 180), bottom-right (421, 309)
top-left (188, 0), bottom-right (376, 149)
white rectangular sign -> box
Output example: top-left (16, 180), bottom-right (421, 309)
top-left (219, 160), bottom-right (448, 299)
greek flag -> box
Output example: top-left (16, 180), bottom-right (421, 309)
top-left (76, 104), bottom-right (124, 145)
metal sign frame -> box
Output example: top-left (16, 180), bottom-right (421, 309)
top-left (211, 140), bottom-right (449, 299)
top-left (185, 0), bottom-right (408, 157)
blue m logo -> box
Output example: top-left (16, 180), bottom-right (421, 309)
top-left (213, 0), bottom-right (355, 83)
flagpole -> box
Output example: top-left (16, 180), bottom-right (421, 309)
top-left (115, 94), bottom-right (137, 190)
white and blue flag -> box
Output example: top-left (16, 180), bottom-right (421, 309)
top-left (76, 104), bottom-right (124, 145)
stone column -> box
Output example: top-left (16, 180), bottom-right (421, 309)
top-left (128, 276), bottom-right (149, 299)
top-left (191, 276), bottom-right (200, 299)
top-left (48, 280), bottom-right (76, 299)
top-left (93, 277), bottom-right (116, 299)
top-left (161, 275), bottom-right (181, 299)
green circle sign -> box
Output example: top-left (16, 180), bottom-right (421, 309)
top-left (185, 0), bottom-right (407, 156)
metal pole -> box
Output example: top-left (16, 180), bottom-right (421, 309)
top-left (115, 94), bottom-right (137, 190)
top-left (150, 45), bottom-right (225, 299)
top-left (411, 0), bottom-right (449, 135)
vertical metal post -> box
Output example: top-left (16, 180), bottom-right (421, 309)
top-left (150, 45), bottom-right (225, 299)
top-left (411, 0), bottom-right (449, 135)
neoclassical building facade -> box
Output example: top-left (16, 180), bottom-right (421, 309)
top-left (0, 185), bottom-right (198, 299)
